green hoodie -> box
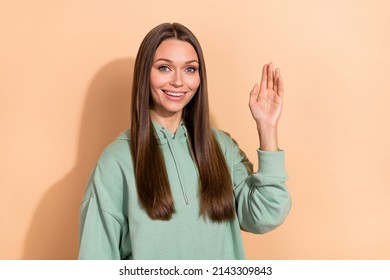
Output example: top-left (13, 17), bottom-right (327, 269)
top-left (78, 122), bottom-right (291, 259)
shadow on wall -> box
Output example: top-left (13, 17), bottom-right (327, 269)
top-left (23, 58), bottom-right (135, 259)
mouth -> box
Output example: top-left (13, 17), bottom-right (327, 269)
top-left (162, 90), bottom-right (185, 97)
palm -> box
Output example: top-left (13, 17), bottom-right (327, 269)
top-left (249, 63), bottom-right (284, 128)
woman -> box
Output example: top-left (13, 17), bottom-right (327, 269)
top-left (78, 22), bottom-right (291, 260)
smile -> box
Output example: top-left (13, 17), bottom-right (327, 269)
top-left (163, 90), bottom-right (185, 97)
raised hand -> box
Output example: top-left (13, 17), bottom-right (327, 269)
top-left (249, 63), bottom-right (284, 151)
top-left (249, 62), bottom-right (284, 129)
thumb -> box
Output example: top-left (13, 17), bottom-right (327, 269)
top-left (249, 84), bottom-right (259, 105)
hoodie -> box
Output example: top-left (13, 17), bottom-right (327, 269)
top-left (78, 122), bottom-right (291, 259)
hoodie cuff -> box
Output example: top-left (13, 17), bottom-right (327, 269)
top-left (256, 149), bottom-right (287, 177)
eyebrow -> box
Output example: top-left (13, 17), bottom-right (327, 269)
top-left (154, 58), bottom-right (199, 64)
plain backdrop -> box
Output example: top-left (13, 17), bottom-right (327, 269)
top-left (1, 0), bottom-right (389, 259)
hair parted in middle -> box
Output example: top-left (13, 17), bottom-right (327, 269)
top-left (130, 22), bottom-right (235, 222)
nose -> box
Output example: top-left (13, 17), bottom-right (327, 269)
top-left (169, 71), bottom-right (183, 87)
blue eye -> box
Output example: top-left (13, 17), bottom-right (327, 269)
top-left (158, 65), bottom-right (170, 72)
top-left (185, 67), bottom-right (197, 73)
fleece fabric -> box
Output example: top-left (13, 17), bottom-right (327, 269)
top-left (78, 122), bottom-right (291, 259)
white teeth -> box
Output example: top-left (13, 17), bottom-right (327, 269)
top-left (165, 91), bottom-right (184, 97)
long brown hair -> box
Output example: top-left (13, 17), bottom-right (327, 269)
top-left (130, 22), bottom-right (234, 222)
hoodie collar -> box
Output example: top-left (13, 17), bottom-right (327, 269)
top-left (118, 121), bottom-right (188, 143)
top-left (152, 120), bottom-right (188, 144)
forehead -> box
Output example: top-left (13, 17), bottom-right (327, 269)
top-left (154, 39), bottom-right (198, 61)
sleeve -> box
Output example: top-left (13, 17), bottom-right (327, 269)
top-left (233, 146), bottom-right (292, 234)
top-left (78, 150), bottom-right (131, 260)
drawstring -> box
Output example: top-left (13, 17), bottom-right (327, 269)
top-left (180, 123), bottom-right (199, 179)
top-left (160, 126), bottom-right (189, 205)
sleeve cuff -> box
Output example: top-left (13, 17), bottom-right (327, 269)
top-left (256, 149), bottom-right (287, 177)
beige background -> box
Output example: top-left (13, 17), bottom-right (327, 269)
top-left (1, 0), bottom-right (389, 259)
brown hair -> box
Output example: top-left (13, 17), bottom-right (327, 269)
top-left (130, 22), bottom-right (234, 222)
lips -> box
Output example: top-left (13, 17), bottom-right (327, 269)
top-left (163, 90), bottom-right (185, 97)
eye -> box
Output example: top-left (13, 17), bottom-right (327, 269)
top-left (158, 65), bottom-right (171, 72)
top-left (185, 66), bottom-right (197, 73)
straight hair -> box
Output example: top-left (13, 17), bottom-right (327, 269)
top-left (130, 22), bottom-right (235, 222)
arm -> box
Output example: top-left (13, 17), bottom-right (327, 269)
top-left (78, 151), bottom-right (131, 259)
top-left (79, 197), bottom-right (128, 259)
top-left (234, 62), bottom-right (290, 233)
top-left (213, 130), bottom-right (291, 234)
top-left (232, 142), bottom-right (291, 233)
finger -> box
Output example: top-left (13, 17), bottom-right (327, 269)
top-left (249, 84), bottom-right (259, 104)
top-left (277, 75), bottom-right (284, 99)
top-left (273, 67), bottom-right (280, 92)
top-left (267, 62), bottom-right (274, 89)
top-left (260, 64), bottom-right (267, 93)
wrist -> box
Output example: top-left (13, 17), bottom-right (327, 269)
top-left (256, 121), bottom-right (278, 131)
top-left (257, 125), bottom-right (279, 151)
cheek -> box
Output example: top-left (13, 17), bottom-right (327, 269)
top-left (188, 75), bottom-right (201, 91)
top-left (150, 73), bottom-right (161, 89)
top-left (150, 70), bottom-right (169, 89)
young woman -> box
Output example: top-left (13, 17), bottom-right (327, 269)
top-left (78, 22), bottom-right (291, 260)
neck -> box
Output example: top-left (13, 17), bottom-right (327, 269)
top-left (149, 109), bottom-right (182, 134)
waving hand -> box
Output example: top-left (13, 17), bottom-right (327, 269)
top-left (249, 63), bottom-right (284, 129)
top-left (249, 63), bottom-right (284, 151)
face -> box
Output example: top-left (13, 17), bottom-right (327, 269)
top-left (149, 39), bottom-right (200, 121)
